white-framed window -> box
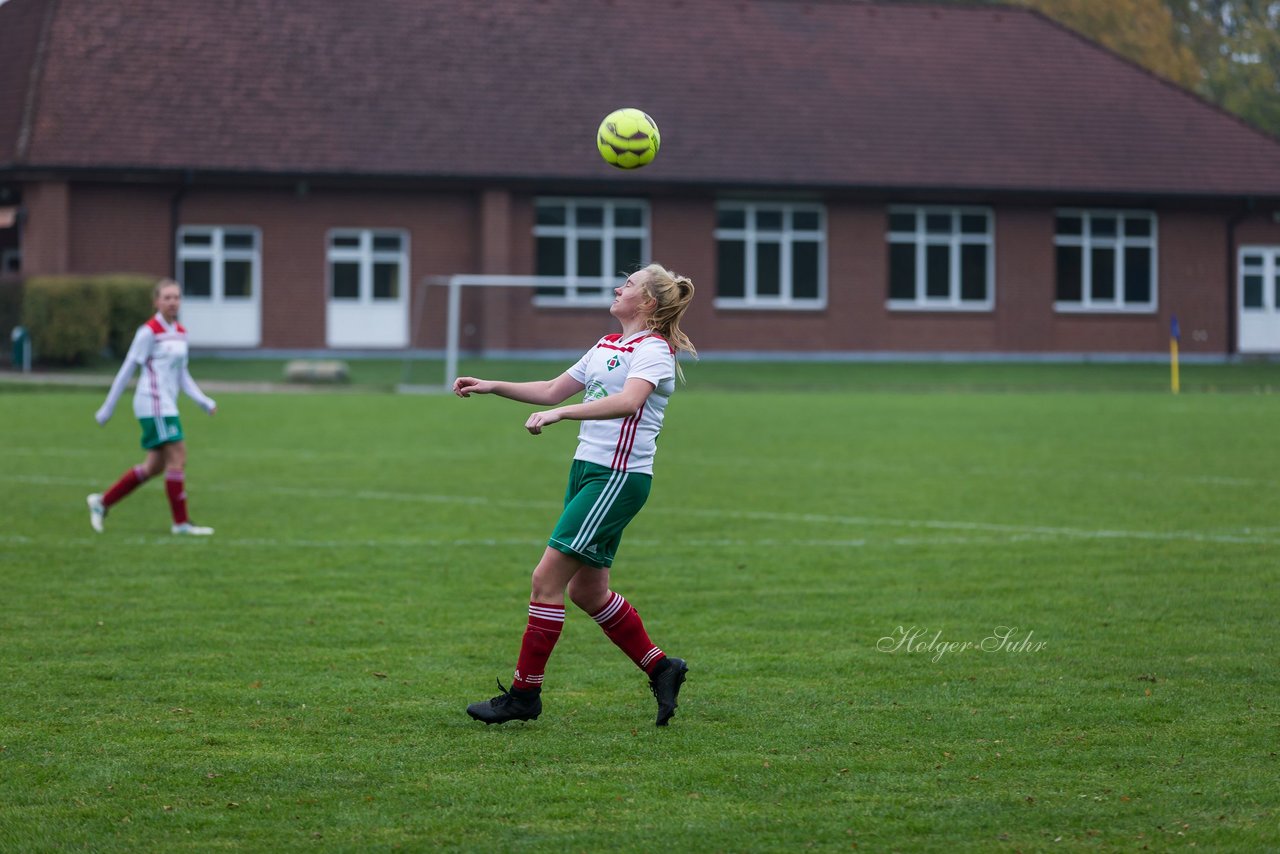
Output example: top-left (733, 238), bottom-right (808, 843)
top-left (177, 226), bottom-right (260, 300)
top-left (534, 198), bottom-right (649, 304)
top-left (715, 202), bottom-right (825, 309)
top-left (327, 230), bottom-right (408, 303)
top-left (1241, 248), bottom-right (1280, 312)
top-left (1054, 210), bottom-right (1157, 312)
top-left (886, 206), bottom-right (993, 310)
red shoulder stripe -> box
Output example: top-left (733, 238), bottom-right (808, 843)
top-left (145, 318), bottom-right (165, 334)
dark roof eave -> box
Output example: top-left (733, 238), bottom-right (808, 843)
top-left (2, 162), bottom-right (1278, 206)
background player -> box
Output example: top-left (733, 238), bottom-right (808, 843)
top-left (88, 278), bottom-right (217, 535)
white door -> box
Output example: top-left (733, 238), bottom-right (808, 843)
top-left (177, 226), bottom-right (262, 347)
top-left (325, 230), bottom-right (409, 348)
top-left (1239, 246), bottom-right (1280, 354)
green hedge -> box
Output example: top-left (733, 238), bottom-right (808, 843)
top-left (21, 274), bottom-right (156, 365)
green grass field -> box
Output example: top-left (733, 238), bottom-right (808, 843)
top-left (2, 364), bottom-right (1278, 851)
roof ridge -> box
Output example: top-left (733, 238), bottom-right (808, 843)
top-left (1020, 5), bottom-right (1280, 150)
top-left (15, 0), bottom-right (60, 163)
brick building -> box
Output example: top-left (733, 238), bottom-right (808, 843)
top-left (3, 0), bottom-right (1280, 356)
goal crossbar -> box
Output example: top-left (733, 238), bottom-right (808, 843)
top-left (416, 274), bottom-right (612, 390)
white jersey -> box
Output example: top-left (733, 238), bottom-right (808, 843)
top-left (96, 314), bottom-right (216, 422)
top-left (567, 330), bottom-right (676, 475)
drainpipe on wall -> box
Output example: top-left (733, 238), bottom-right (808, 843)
top-left (169, 170), bottom-right (193, 278)
top-left (1225, 197), bottom-right (1254, 358)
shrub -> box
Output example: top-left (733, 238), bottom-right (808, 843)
top-left (102, 275), bottom-right (158, 359)
top-left (21, 276), bottom-right (110, 365)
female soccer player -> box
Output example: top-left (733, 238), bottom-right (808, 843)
top-left (454, 263), bottom-right (697, 726)
top-left (87, 278), bottom-right (217, 535)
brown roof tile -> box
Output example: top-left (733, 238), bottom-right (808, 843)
top-left (5, 0), bottom-right (1280, 196)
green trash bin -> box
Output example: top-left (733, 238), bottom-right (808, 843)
top-left (11, 325), bottom-right (30, 372)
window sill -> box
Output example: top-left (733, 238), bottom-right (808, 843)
top-left (713, 299), bottom-right (827, 311)
top-left (1053, 303), bottom-right (1157, 314)
top-left (886, 300), bottom-right (994, 313)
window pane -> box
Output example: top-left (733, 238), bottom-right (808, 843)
top-left (1242, 254), bottom-right (1263, 267)
top-left (614, 237), bottom-right (642, 274)
top-left (614, 206), bottom-right (643, 228)
top-left (925, 213), bottom-right (951, 234)
top-left (717, 240), bottom-right (745, 298)
top-left (1091, 216), bottom-right (1117, 238)
top-left (756, 210), bottom-right (782, 232)
top-left (182, 232), bottom-right (212, 246)
top-left (1056, 246), bottom-right (1082, 301)
top-left (372, 234), bottom-right (402, 252)
top-left (960, 244), bottom-right (986, 301)
top-left (224, 231), bottom-right (255, 250)
top-left (373, 262), bottom-right (399, 299)
top-left (1056, 215), bottom-right (1083, 236)
top-left (1243, 274), bottom-right (1263, 309)
top-left (223, 260), bottom-right (252, 298)
top-left (576, 236), bottom-right (606, 296)
top-left (576, 206), bottom-right (604, 227)
top-left (889, 243), bottom-right (915, 300)
top-left (792, 242), bottom-right (819, 301)
top-left (331, 262), bottom-right (359, 300)
top-left (536, 236), bottom-right (566, 295)
top-left (576, 238), bottom-right (603, 277)
top-left (1123, 247), bottom-right (1151, 304)
top-left (756, 243), bottom-right (781, 296)
top-left (888, 212), bottom-right (915, 233)
top-left (331, 234), bottom-right (359, 248)
top-left (1124, 217), bottom-right (1151, 237)
top-left (925, 244), bottom-right (950, 298)
top-left (1275, 275), bottom-right (1280, 309)
top-left (1091, 247), bottom-right (1116, 300)
top-left (717, 208), bottom-right (746, 230)
top-left (536, 237), bottom-right (565, 276)
top-left (793, 210), bottom-right (820, 231)
top-left (182, 260), bottom-right (212, 297)
top-left (960, 214), bottom-right (988, 235)
top-left (536, 205), bottom-right (566, 226)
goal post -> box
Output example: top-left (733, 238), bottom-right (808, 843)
top-left (399, 274), bottom-right (609, 392)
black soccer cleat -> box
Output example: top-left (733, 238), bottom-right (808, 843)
top-left (649, 657), bottom-right (688, 726)
top-left (466, 679), bottom-right (542, 725)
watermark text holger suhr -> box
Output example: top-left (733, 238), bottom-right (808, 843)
top-left (877, 625), bottom-right (1047, 663)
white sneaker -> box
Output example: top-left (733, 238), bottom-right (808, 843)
top-left (171, 522), bottom-right (214, 536)
top-left (87, 493), bottom-right (106, 533)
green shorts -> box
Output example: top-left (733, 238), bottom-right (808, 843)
top-left (139, 415), bottom-right (183, 450)
top-left (548, 459), bottom-right (652, 569)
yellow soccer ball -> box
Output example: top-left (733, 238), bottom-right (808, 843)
top-left (597, 108), bottom-right (660, 169)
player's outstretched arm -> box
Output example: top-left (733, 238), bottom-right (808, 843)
top-left (95, 328), bottom-right (150, 425)
top-left (454, 372), bottom-right (584, 406)
top-left (525, 377), bottom-right (654, 435)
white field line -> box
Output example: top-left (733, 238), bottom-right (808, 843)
top-left (4, 473), bottom-right (1278, 547)
top-left (1, 445), bottom-right (1272, 489)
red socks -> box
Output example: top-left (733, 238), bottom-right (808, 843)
top-left (591, 592), bottom-right (665, 674)
top-left (103, 465), bottom-right (149, 507)
top-left (512, 602), bottom-right (564, 691)
top-left (164, 470), bottom-right (189, 525)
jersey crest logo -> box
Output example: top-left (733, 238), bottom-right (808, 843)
top-left (584, 380), bottom-right (609, 402)
top-left (606, 354), bottom-right (621, 371)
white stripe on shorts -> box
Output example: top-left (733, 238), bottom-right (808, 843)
top-left (571, 469), bottom-right (627, 554)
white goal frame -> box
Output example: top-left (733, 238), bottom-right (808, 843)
top-left (406, 274), bottom-right (611, 391)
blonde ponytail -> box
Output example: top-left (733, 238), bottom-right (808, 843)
top-left (639, 263), bottom-right (697, 383)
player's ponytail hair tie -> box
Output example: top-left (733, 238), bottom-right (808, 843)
top-left (639, 263), bottom-right (698, 383)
